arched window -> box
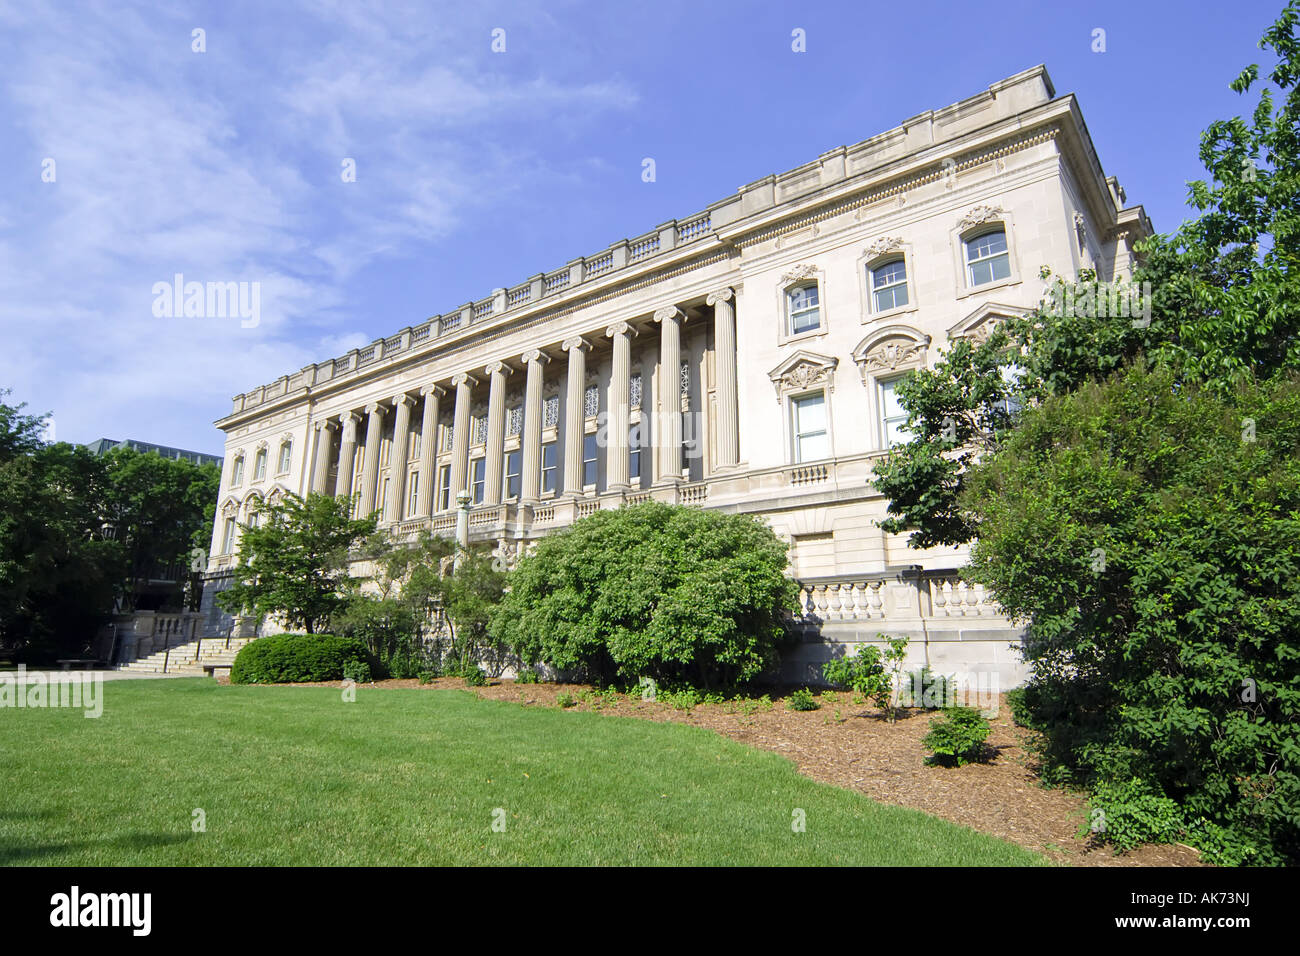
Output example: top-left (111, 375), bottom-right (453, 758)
top-left (870, 258), bottom-right (909, 312)
top-left (965, 228), bottom-right (1011, 286)
top-left (786, 282), bottom-right (821, 335)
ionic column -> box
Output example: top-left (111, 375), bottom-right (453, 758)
top-left (385, 393), bottom-right (415, 523)
top-left (708, 288), bottom-right (739, 468)
top-left (520, 350), bottom-right (549, 503)
top-left (450, 372), bottom-right (477, 498)
top-left (416, 384), bottom-right (443, 518)
top-left (357, 402), bottom-right (387, 517)
top-left (562, 336), bottom-right (590, 496)
top-left (483, 361), bottom-right (512, 506)
top-left (653, 305), bottom-right (685, 483)
top-left (336, 412), bottom-right (361, 504)
top-left (605, 321), bottom-right (636, 491)
top-left (311, 419), bottom-right (337, 494)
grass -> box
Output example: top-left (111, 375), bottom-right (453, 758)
top-left (0, 679), bottom-right (1046, 866)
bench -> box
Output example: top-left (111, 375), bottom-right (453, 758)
top-left (202, 663), bottom-right (232, 678)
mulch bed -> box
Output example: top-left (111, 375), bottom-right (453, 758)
top-left (230, 674), bottom-right (1205, 867)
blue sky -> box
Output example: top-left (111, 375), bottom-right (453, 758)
top-left (0, 0), bottom-right (1285, 455)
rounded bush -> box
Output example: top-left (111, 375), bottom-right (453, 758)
top-left (489, 502), bottom-right (799, 687)
top-left (229, 633), bottom-right (373, 684)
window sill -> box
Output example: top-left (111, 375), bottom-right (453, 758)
top-left (863, 302), bottom-right (919, 324)
top-left (956, 275), bottom-right (1021, 300)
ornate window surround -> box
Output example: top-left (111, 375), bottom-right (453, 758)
top-left (768, 350), bottom-right (839, 465)
top-left (852, 326), bottom-right (930, 452)
top-left (950, 203), bottom-right (1022, 300)
top-left (775, 263), bottom-right (829, 347)
top-left (857, 236), bottom-right (918, 323)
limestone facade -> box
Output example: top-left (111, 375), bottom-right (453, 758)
top-left (203, 66), bottom-right (1151, 685)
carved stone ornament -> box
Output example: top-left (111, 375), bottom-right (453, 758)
top-left (705, 287), bottom-right (733, 307)
top-left (780, 264), bottom-right (818, 285)
top-left (864, 237), bottom-right (905, 260)
top-left (958, 205), bottom-right (1005, 230)
top-left (860, 338), bottom-right (928, 374)
top-left (782, 362), bottom-right (830, 389)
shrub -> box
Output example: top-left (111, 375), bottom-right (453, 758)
top-left (490, 503), bottom-right (799, 687)
top-left (1082, 778), bottom-right (1186, 853)
top-left (514, 666), bottom-right (539, 684)
top-left (342, 659), bottom-right (371, 684)
top-left (459, 663), bottom-right (487, 686)
top-left (229, 633), bottom-right (372, 684)
top-left (923, 707), bottom-right (991, 767)
top-left (787, 688), bottom-right (819, 711)
top-left (556, 692), bottom-right (576, 709)
top-left (902, 667), bottom-right (957, 710)
top-left (1005, 687), bottom-right (1031, 728)
top-left (822, 635), bottom-right (908, 717)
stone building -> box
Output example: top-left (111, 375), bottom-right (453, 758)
top-left (203, 66), bottom-right (1150, 684)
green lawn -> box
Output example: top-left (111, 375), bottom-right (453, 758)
top-left (0, 679), bottom-right (1045, 866)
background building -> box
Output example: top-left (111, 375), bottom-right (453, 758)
top-left (203, 66), bottom-right (1149, 684)
top-left (84, 437), bottom-right (224, 469)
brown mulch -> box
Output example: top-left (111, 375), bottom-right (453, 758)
top-left (228, 674), bottom-right (1205, 867)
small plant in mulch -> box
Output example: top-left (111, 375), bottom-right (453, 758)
top-left (556, 692), bottom-right (576, 709)
top-left (923, 706), bottom-right (992, 767)
top-left (787, 688), bottom-right (820, 711)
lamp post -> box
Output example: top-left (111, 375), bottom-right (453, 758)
top-left (454, 490), bottom-right (471, 570)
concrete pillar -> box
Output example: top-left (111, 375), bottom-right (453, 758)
top-left (562, 336), bottom-right (590, 496)
top-left (605, 321), bottom-right (636, 491)
top-left (653, 305), bottom-right (685, 483)
top-left (311, 419), bottom-right (337, 494)
top-left (416, 384), bottom-right (443, 518)
top-left (520, 349), bottom-right (549, 504)
top-left (357, 402), bottom-right (387, 517)
top-left (483, 361), bottom-right (512, 506)
top-left (336, 412), bottom-right (361, 505)
top-left (450, 372), bottom-right (477, 498)
top-left (385, 394), bottom-right (415, 523)
top-left (708, 288), bottom-right (739, 468)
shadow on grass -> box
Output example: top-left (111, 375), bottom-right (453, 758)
top-left (0, 830), bottom-right (193, 865)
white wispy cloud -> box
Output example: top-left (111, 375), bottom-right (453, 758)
top-left (0, 0), bottom-right (638, 451)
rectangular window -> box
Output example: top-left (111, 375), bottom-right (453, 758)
top-left (254, 449), bottom-right (267, 480)
top-left (629, 425), bottom-right (641, 481)
top-left (277, 443), bottom-right (292, 473)
top-left (438, 464), bottom-right (451, 511)
top-left (879, 378), bottom-right (911, 447)
top-left (407, 473), bottom-right (419, 517)
top-left (221, 518), bottom-right (236, 555)
top-left (471, 457), bottom-right (485, 504)
top-left (410, 432), bottom-right (421, 462)
top-left (787, 283), bottom-right (821, 335)
top-left (542, 442), bottom-right (558, 494)
top-left (966, 229), bottom-right (1011, 286)
top-left (230, 459), bottom-right (244, 487)
top-left (504, 450), bottom-right (521, 499)
top-left (583, 432), bottom-right (598, 487)
top-left (378, 477), bottom-right (390, 522)
top-left (871, 259), bottom-right (909, 312)
top-left (792, 392), bottom-right (830, 462)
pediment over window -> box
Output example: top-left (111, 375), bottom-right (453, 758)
top-left (266, 486), bottom-right (287, 506)
top-left (852, 326), bottom-right (930, 380)
top-left (768, 350), bottom-right (838, 398)
top-left (947, 301), bottom-right (1029, 345)
top-left (220, 498), bottom-right (240, 518)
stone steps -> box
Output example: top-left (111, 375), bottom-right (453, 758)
top-left (117, 636), bottom-right (257, 676)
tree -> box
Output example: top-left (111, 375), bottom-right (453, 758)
top-left (102, 446), bottom-right (221, 611)
top-left (962, 365), bottom-right (1300, 864)
top-left (216, 492), bottom-right (377, 634)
